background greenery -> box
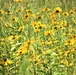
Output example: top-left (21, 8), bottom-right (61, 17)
top-left (0, 0), bottom-right (76, 75)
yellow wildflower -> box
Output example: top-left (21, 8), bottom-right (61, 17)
top-left (44, 30), bottom-right (54, 36)
top-left (0, 59), bottom-right (13, 66)
top-left (69, 9), bottom-right (74, 14)
top-left (5, 10), bottom-right (12, 15)
top-left (24, 13), bottom-right (30, 20)
top-left (8, 35), bottom-right (20, 41)
top-left (62, 12), bottom-right (69, 17)
top-left (65, 38), bottom-right (75, 46)
top-left (0, 10), bottom-right (4, 14)
top-left (54, 7), bottom-right (62, 14)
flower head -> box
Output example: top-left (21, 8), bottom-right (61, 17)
top-left (62, 12), bottom-right (69, 17)
top-left (54, 7), bottom-right (62, 14)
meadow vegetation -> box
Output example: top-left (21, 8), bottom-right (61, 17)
top-left (0, 0), bottom-right (76, 75)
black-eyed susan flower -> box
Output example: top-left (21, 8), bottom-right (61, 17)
top-left (15, 50), bottom-right (22, 56)
top-left (24, 13), bottom-right (30, 22)
top-left (24, 13), bottom-right (30, 19)
top-left (36, 24), bottom-right (46, 30)
top-left (65, 38), bottom-right (75, 46)
top-left (10, 16), bottom-right (16, 22)
top-left (0, 59), bottom-right (13, 66)
top-left (24, 39), bottom-right (34, 47)
top-left (62, 12), bottom-right (69, 17)
top-left (5, 10), bottom-right (12, 15)
top-left (44, 30), bottom-right (54, 36)
top-left (8, 35), bottom-right (20, 41)
top-left (0, 10), bottom-right (4, 14)
top-left (60, 20), bottom-right (67, 26)
top-left (15, 8), bottom-right (24, 12)
top-left (32, 21), bottom-right (41, 28)
top-left (53, 7), bottom-right (62, 14)
top-left (45, 8), bottom-right (50, 11)
top-left (37, 15), bottom-right (43, 20)
top-left (67, 63), bottom-right (73, 67)
top-left (69, 9), bottom-right (74, 14)
top-left (32, 21), bottom-right (38, 27)
top-left (17, 46), bottom-right (28, 55)
top-left (40, 8), bottom-right (50, 12)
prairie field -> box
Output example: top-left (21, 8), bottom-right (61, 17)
top-left (0, 0), bottom-right (76, 75)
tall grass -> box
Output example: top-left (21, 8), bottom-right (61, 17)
top-left (0, 0), bottom-right (76, 75)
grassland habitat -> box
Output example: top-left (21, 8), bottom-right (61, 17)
top-left (0, 0), bottom-right (76, 75)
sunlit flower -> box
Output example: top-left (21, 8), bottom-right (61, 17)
top-left (16, 48), bottom-right (27, 56)
top-left (32, 21), bottom-right (38, 27)
top-left (8, 35), bottom-right (20, 41)
top-left (37, 15), bottom-right (43, 20)
top-left (0, 10), bottom-right (4, 14)
top-left (44, 30), bottom-right (54, 36)
top-left (37, 24), bottom-right (46, 29)
top-left (69, 9), bottom-right (74, 14)
top-left (16, 8), bottom-right (24, 12)
top-left (10, 16), bottom-right (16, 22)
top-left (24, 13), bottom-right (30, 22)
top-left (65, 38), bottom-right (75, 46)
top-left (67, 63), bottom-right (73, 67)
top-left (62, 12), bottom-right (69, 17)
top-left (60, 20), bottom-right (67, 26)
top-left (5, 10), bottom-right (12, 15)
top-left (24, 39), bottom-right (34, 46)
top-left (24, 13), bottom-right (30, 19)
top-left (53, 7), bottom-right (62, 14)
top-left (0, 59), bottom-right (13, 66)
top-left (40, 8), bottom-right (50, 12)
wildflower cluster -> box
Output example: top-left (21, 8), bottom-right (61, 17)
top-left (0, 0), bottom-right (76, 75)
